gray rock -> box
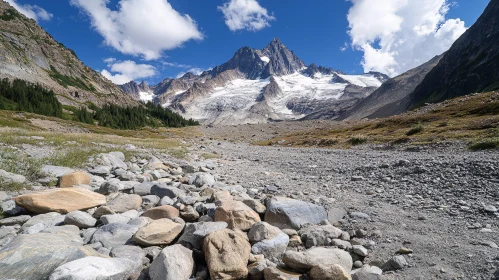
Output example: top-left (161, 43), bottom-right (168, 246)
top-left (265, 197), bottom-right (327, 230)
top-left (144, 246), bottom-right (162, 259)
top-left (0, 229), bottom-right (101, 280)
top-left (90, 223), bottom-right (139, 249)
top-left (0, 215), bottom-right (31, 226)
top-left (282, 247), bottom-right (353, 273)
top-left (159, 196), bottom-right (175, 206)
top-left (352, 271), bottom-right (383, 280)
top-left (97, 152), bottom-right (127, 169)
top-left (0, 169), bottom-right (26, 183)
top-left (49, 256), bottom-right (142, 280)
top-left (382, 255), bottom-right (408, 271)
top-left (252, 231), bottom-right (289, 259)
top-left (106, 193), bottom-right (142, 213)
top-left (128, 217), bottom-right (151, 228)
top-left (351, 176), bottom-right (365, 181)
top-left (177, 221), bottom-right (228, 250)
top-left (327, 207), bottom-right (347, 224)
top-left (134, 182), bottom-right (155, 196)
top-left (142, 195), bottom-right (160, 209)
top-left (484, 205), bottom-right (498, 213)
top-left (0, 191), bottom-right (10, 202)
top-left (64, 211), bottom-right (97, 228)
top-left (1, 199), bottom-right (26, 216)
top-left (88, 166), bottom-right (111, 176)
top-left (332, 239), bottom-right (352, 250)
top-left (350, 212), bottom-right (370, 219)
top-left (82, 228), bottom-right (97, 244)
top-left (98, 179), bottom-right (124, 194)
top-left (299, 225), bottom-right (343, 248)
top-left (353, 245), bottom-right (368, 257)
top-left (101, 214), bottom-right (131, 225)
top-left (111, 245), bottom-right (146, 266)
top-left (0, 226), bottom-right (18, 248)
top-left (149, 244), bottom-right (195, 280)
top-left (22, 212), bottom-right (64, 230)
top-left (188, 172), bottom-right (215, 187)
top-left (41, 165), bottom-right (75, 178)
top-left (179, 196), bottom-right (198, 205)
top-left (248, 261), bottom-right (267, 280)
top-left (151, 185), bottom-right (186, 199)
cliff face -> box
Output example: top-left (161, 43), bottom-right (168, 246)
top-left (0, 1), bottom-right (137, 107)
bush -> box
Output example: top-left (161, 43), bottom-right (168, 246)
top-left (348, 135), bottom-right (367, 145)
top-left (469, 138), bottom-right (499, 150)
top-left (407, 124), bottom-right (424, 136)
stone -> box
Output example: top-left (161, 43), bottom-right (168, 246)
top-left (177, 221), bottom-right (228, 249)
top-left (2, 199), bottom-right (26, 216)
top-left (134, 182), bottom-right (154, 196)
top-left (0, 215), bottom-right (31, 226)
top-left (263, 267), bottom-right (302, 280)
top-left (88, 166), bottom-right (111, 176)
top-left (97, 152), bottom-right (127, 169)
top-left (265, 197), bottom-right (327, 230)
top-left (181, 205), bottom-right (200, 222)
top-left (101, 213), bottom-right (133, 225)
top-left (159, 196), bottom-right (174, 206)
top-left (328, 207), bottom-right (347, 224)
top-left (0, 169), bottom-right (26, 184)
top-left (353, 245), bottom-right (368, 257)
top-left (248, 261), bottom-right (267, 280)
top-left (64, 211), bottom-right (97, 228)
top-left (142, 205), bottom-right (180, 220)
top-left (189, 172), bottom-right (215, 187)
top-left (382, 255), bottom-right (408, 271)
top-left (282, 247), bottom-right (353, 273)
top-left (49, 256), bottom-right (142, 280)
top-left (110, 245), bottom-right (145, 266)
top-left (128, 217), bottom-right (150, 228)
top-left (0, 230), bottom-right (101, 280)
top-left (92, 205), bottom-right (115, 218)
top-left (14, 188), bottom-right (106, 214)
top-left (106, 193), bottom-right (142, 213)
top-left (350, 212), bottom-right (370, 220)
top-left (397, 247), bottom-right (413, 254)
top-left (204, 228), bottom-right (251, 280)
top-left (58, 172), bottom-right (91, 188)
top-left (352, 271), bottom-right (382, 280)
top-left (22, 212), bottom-right (64, 233)
top-left (214, 200), bottom-right (261, 231)
top-left (251, 229), bottom-right (289, 259)
top-left (248, 222), bottom-right (282, 242)
top-left (41, 165), bottom-right (76, 178)
top-left (332, 239), bottom-right (352, 250)
top-left (299, 225), bottom-right (343, 248)
top-left (149, 244), bottom-right (195, 280)
top-left (133, 218), bottom-right (183, 246)
top-left (91, 223), bottom-right (140, 249)
top-left (243, 199), bottom-right (266, 214)
top-left (151, 185), bottom-right (186, 199)
top-left (484, 205), bottom-right (498, 213)
top-left (310, 264), bottom-right (352, 280)
top-left (142, 195), bottom-right (160, 209)
top-left (288, 235), bottom-right (302, 247)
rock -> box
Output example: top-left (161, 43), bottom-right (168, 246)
top-left (251, 231), bottom-right (289, 259)
top-left (243, 199), bottom-right (266, 214)
top-left (214, 200), bottom-right (261, 231)
top-left (88, 166), bottom-right (111, 176)
top-left (299, 225), bottom-right (343, 248)
top-left (101, 212), bottom-right (135, 225)
top-left (159, 196), bottom-right (174, 206)
top-left (327, 207), bottom-right (347, 224)
top-left (397, 247), bottom-right (413, 254)
top-left (134, 182), bottom-right (154, 196)
top-left (181, 205), bottom-right (200, 222)
top-left (142, 195), bottom-right (160, 208)
top-left (142, 205), bottom-right (180, 220)
top-left (332, 239), bottom-right (352, 250)
top-left (352, 245), bottom-right (368, 257)
top-left (14, 188), bottom-right (106, 214)
top-left (189, 172), bottom-right (215, 187)
top-left (0, 215), bottom-right (31, 226)
top-left (381, 255), bottom-right (408, 271)
top-left (248, 222), bottom-right (282, 242)
top-left (282, 247), bottom-right (353, 273)
top-left (110, 245), bottom-right (146, 265)
top-left (41, 165), bottom-right (76, 178)
top-left (265, 197), bottom-right (327, 230)
top-left (149, 244), bottom-right (195, 280)
top-left (106, 193), bottom-right (142, 213)
top-left (204, 228), bottom-right (251, 280)
top-left (0, 230), bottom-right (101, 280)
top-left (351, 176), bottom-right (364, 181)
top-left (484, 205), bottom-right (498, 213)
top-left (97, 152), bottom-right (127, 169)
top-left (352, 271), bottom-right (382, 280)
top-left (288, 235), bottom-right (302, 247)
top-left (133, 218), bottom-right (183, 246)
top-left (49, 256), bottom-right (141, 280)
top-left (22, 212), bottom-right (64, 233)
top-left (2, 199), bottom-right (26, 216)
top-left (310, 264), bottom-right (352, 280)
top-left (64, 211), bottom-right (97, 228)
top-left (151, 185), bottom-right (186, 199)
top-left (248, 261), bottom-right (267, 280)
top-left (58, 171), bottom-right (91, 188)
top-left (177, 221), bottom-right (228, 249)
top-left (350, 212), bottom-right (370, 220)
top-left (263, 267), bottom-right (302, 280)
top-left (179, 195), bottom-right (198, 205)
top-left (91, 223), bottom-right (140, 249)
top-left (0, 169), bottom-right (26, 184)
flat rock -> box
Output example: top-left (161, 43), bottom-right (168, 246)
top-left (177, 221), bottom-right (228, 250)
top-left (58, 171), bottom-right (91, 188)
top-left (0, 169), bottom-right (26, 184)
top-left (263, 267), bottom-right (302, 280)
top-left (189, 172), bottom-right (215, 187)
top-left (49, 256), bottom-right (141, 280)
top-left (265, 197), bottom-right (327, 230)
top-left (64, 211), bottom-right (96, 228)
top-left (327, 207), bottom-right (347, 224)
top-left (214, 200), bottom-right (261, 231)
top-left (133, 218), bottom-right (183, 246)
top-left (282, 247), bottom-right (353, 273)
top-left (310, 264), bottom-right (352, 280)
top-left (0, 215), bottom-right (31, 226)
top-left (91, 223), bottom-right (140, 249)
top-left (14, 188), bottom-right (106, 214)
top-left (141, 205), bottom-right (179, 220)
top-left (299, 225), bottom-right (343, 248)
top-left (106, 193), bottom-right (142, 213)
top-left (149, 244), bottom-right (195, 280)
top-left (41, 165), bottom-right (76, 178)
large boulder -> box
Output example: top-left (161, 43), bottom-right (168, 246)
top-left (149, 244), bottom-right (195, 280)
top-left (203, 228), bottom-right (251, 280)
top-left (58, 171), bottom-right (91, 188)
top-left (141, 205), bottom-right (179, 220)
top-left (106, 193), bottom-right (142, 213)
top-left (49, 256), bottom-right (142, 280)
top-left (265, 197), bottom-right (327, 230)
top-left (96, 152), bottom-right (127, 169)
top-left (214, 200), bottom-right (261, 231)
top-left (0, 230), bottom-right (101, 280)
top-left (248, 222), bottom-right (289, 259)
top-left (133, 218), bottom-right (183, 246)
top-left (282, 247), bottom-right (353, 273)
top-left (91, 223), bottom-right (140, 249)
top-left (14, 188), bottom-right (106, 214)
top-left (177, 222), bottom-right (228, 250)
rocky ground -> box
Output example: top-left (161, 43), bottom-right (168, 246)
top-left (0, 125), bottom-right (498, 280)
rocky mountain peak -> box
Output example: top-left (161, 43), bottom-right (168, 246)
top-left (260, 38), bottom-right (306, 78)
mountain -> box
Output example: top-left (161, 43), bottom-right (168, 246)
top-left (408, 0), bottom-right (499, 108)
top-left (340, 54), bottom-right (443, 120)
top-left (0, 1), bottom-right (137, 107)
top-left (121, 38), bottom-right (389, 125)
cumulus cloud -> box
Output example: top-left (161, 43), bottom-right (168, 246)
top-left (5, 0), bottom-right (52, 21)
top-left (71, 0), bottom-right (203, 60)
top-left (218, 0), bottom-right (275, 32)
top-left (347, 0), bottom-right (467, 76)
top-left (101, 59), bottom-right (157, 85)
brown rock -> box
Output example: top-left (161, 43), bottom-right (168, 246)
top-left (142, 205), bottom-right (180, 220)
top-left (107, 193), bottom-right (142, 213)
top-left (14, 188), bottom-right (106, 214)
top-left (58, 172), bottom-right (91, 188)
top-left (288, 235), bottom-right (302, 247)
top-left (203, 229), bottom-right (251, 280)
top-left (214, 200), bottom-right (261, 231)
top-left (282, 248), bottom-right (353, 273)
top-left (133, 218), bottom-right (183, 246)
top-left (92, 205), bottom-right (115, 218)
top-left (210, 190), bottom-right (233, 202)
top-left (263, 267), bottom-right (302, 280)
top-left (310, 264), bottom-right (352, 280)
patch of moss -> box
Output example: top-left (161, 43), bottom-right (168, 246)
top-left (0, 8), bottom-right (22, 21)
top-left (48, 65), bottom-right (96, 92)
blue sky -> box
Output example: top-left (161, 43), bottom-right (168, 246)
top-left (5, 0), bottom-right (491, 85)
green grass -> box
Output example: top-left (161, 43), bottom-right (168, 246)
top-left (0, 148), bottom-right (44, 182)
top-left (0, 8), bottom-right (22, 21)
top-left (469, 138), bottom-right (499, 151)
top-left (48, 65), bottom-right (96, 92)
top-left (406, 124), bottom-right (424, 136)
top-left (348, 135), bottom-right (367, 145)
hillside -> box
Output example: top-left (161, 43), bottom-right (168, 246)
top-left (0, 1), bottom-right (137, 107)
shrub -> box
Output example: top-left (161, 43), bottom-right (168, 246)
top-left (469, 138), bottom-right (499, 151)
top-left (348, 135), bottom-right (367, 145)
top-left (407, 124), bottom-right (424, 136)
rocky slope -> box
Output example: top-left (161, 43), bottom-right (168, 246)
top-left (0, 1), bottom-right (137, 107)
top-left (121, 39), bottom-right (389, 125)
top-left (408, 0), bottom-right (499, 108)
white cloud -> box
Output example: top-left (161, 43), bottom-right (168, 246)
top-left (176, 67), bottom-right (211, 78)
top-left (162, 62), bottom-right (191, 68)
top-left (347, 0), bottom-right (467, 76)
top-left (5, 0), bottom-right (52, 21)
top-left (71, 0), bottom-right (203, 60)
top-left (101, 60), bottom-right (157, 85)
top-left (218, 0), bottom-right (275, 32)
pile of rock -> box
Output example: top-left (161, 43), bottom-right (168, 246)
top-left (0, 151), bottom-right (400, 279)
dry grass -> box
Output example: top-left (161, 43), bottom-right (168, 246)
top-left (258, 91), bottom-right (499, 150)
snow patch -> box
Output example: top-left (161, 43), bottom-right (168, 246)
top-left (139, 91), bottom-right (155, 102)
top-left (260, 56), bottom-right (270, 63)
top-left (337, 74), bottom-right (382, 87)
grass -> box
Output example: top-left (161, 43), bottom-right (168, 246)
top-left (0, 148), bottom-right (44, 181)
top-left (347, 135), bottom-right (367, 146)
top-left (406, 124), bottom-right (424, 136)
top-left (48, 65), bottom-right (96, 92)
top-left (469, 138), bottom-right (499, 151)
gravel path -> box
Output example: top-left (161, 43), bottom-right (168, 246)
top-left (196, 140), bottom-right (499, 279)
